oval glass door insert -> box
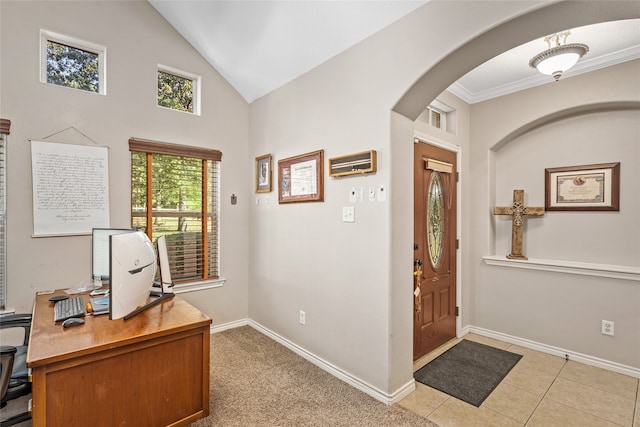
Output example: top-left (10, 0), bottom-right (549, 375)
top-left (427, 171), bottom-right (445, 269)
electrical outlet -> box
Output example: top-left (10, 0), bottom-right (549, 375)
top-left (601, 320), bottom-right (614, 336)
top-left (299, 310), bottom-right (306, 325)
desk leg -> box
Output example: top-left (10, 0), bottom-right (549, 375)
top-left (202, 328), bottom-right (210, 416)
top-left (30, 367), bottom-right (46, 427)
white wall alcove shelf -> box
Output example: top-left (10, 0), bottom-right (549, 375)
top-left (483, 256), bottom-right (640, 282)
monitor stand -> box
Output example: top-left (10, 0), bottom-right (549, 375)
top-left (150, 282), bottom-right (162, 297)
top-left (124, 283), bottom-right (174, 320)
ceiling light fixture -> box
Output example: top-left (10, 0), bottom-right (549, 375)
top-left (529, 31), bottom-right (589, 81)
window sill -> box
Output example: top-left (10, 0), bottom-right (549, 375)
top-left (172, 278), bottom-right (226, 294)
top-left (482, 256), bottom-right (640, 282)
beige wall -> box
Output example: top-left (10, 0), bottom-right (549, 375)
top-left (468, 60), bottom-right (640, 367)
top-left (248, 1), bottom-right (549, 397)
top-left (0, 1), bottom-right (250, 323)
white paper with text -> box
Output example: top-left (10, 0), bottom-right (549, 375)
top-left (31, 140), bottom-right (109, 236)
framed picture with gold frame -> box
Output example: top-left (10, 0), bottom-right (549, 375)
top-left (278, 150), bottom-right (324, 204)
top-left (255, 154), bottom-right (272, 193)
top-left (545, 162), bottom-right (620, 211)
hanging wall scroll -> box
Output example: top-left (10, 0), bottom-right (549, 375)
top-left (31, 140), bottom-right (110, 236)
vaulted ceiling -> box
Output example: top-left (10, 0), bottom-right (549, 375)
top-left (149, 1), bottom-right (640, 104)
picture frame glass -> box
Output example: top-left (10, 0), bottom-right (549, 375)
top-left (255, 154), bottom-right (272, 193)
top-left (545, 162), bottom-right (619, 211)
top-left (278, 150), bottom-right (324, 204)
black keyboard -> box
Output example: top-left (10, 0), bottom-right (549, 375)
top-left (54, 296), bottom-right (87, 322)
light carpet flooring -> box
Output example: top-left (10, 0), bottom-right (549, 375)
top-left (190, 326), bottom-right (437, 426)
top-left (402, 333), bottom-right (640, 427)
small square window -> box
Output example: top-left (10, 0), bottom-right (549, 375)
top-left (157, 65), bottom-right (201, 115)
top-left (40, 30), bottom-right (106, 95)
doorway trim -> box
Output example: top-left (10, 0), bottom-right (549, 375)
top-left (414, 131), bottom-right (462, 337)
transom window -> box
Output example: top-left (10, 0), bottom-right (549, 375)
top-left (129, 139), bottom-right (220, 283)
top-left (40, 30), bottom-right (106, 95)
top-left (426, 100), bottom-right (457, 135)
top-left (157, 65), bottom-right (201, 115)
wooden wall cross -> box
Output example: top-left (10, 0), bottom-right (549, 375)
top-left (494, 189), bottom-right (544, 260)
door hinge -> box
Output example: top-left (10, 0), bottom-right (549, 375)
top-left (456, 239), bottom-right (459, 250)
top-left (456, 172), bottom-right (459, 182)
top-left (455, 306), bottom-right (459, 317)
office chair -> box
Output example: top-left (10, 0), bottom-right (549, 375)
top-left (0, 313), bottom-right (32, 426)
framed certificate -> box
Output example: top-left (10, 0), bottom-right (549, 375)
top-left (278, 150), bottom-right (324, 204)
top-left (545, 162), bottom-right (620, 211)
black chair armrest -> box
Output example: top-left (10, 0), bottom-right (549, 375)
top-left (0, 314), bottom-right (32, 346)
top-left (0, 345), bottom-right (17, 356)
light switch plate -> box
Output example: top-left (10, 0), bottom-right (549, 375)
top-left (342, 206), bottom-right (355, 222)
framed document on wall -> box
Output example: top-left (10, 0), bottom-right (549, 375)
top-left (278, 150), bottom-right (324, 204)
top-left (545, 162), bottom-right (620, 211)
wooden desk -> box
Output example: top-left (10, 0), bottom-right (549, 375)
top-left (27, 291), bottom-right (212, 427)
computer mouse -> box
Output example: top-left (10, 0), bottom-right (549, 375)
top-left (49, 295), bottom-right (69, 303)
top-left (62, 318), bottom-right (85, 328)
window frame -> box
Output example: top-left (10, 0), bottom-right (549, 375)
top-left (427, 106), bottom-right (445, 130)
top-left (427, 99), bottom-right (457, 135)
top-left (157, 64), bottom-right (201, 115)
top-left (129, 138), bottom-right (221, 287)
top-left (40, 30), bottom-right (107, 95)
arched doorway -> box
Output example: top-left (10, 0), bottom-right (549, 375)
top-left (389, 0), bottom-right (640, 398)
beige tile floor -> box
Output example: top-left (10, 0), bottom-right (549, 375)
top-left (399, 334), bottom-right (639, 427)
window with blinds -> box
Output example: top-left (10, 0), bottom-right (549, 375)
top-left (0, 120), bottom-right (9, 310)
top-left (129, 139), bottom-right (221, 283)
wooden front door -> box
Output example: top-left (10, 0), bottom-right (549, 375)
top-left (413, 142), bottom-right (457, 360)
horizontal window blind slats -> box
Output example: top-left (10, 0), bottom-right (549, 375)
top-left (131, 142), bottom-right (220, 283)
top-left (0, 130), bottom-right (6, 309)
top-left (0, 119), bottom-right (11, 135)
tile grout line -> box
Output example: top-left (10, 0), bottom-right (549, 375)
top-left (533, 358), bottom-right (636, 427)
top-left (424, 395), bottom-right (451, 421)
top-left (509, 346), bottom-right (569, 426)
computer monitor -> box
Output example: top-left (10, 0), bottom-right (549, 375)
top-left (109, 231), bottom-right (157, 320)
top-left (92, 228), bottom-right (135, 281)
top-left (156, 235), bottom-right (174, 294)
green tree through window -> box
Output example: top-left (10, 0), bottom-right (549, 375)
top-left (157, 71), bottom-right (194, 113)
top-left (46, 40), bottom-right (99, 92)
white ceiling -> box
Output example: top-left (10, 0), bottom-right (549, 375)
top-left (149, 1), bottom-right (640, 104)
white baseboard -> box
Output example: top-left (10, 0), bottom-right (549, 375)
top-left (211, 318), bottom-right (249, 334)
top-left (247, 320), bottom-right (413, 404)
top-left (465, 326), bottom-right (640, 379)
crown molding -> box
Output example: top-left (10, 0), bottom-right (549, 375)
top-left (449, 46), bottom-right (640, 104)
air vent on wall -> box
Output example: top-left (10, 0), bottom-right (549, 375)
top-left (329, 150), bottom-right (377, 177)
